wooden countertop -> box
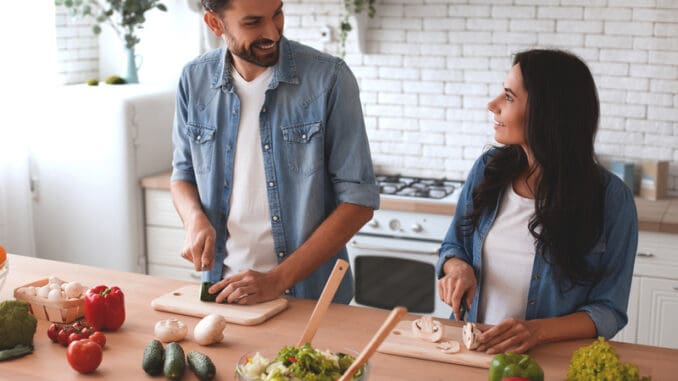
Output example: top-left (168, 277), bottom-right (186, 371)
top-left (2, 254), bottom-right (677, 380)
top-left (141, 172), bottom-right (678, 233)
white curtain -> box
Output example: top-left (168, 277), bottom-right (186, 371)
top-left (0, 3), bottom-right (57, 256)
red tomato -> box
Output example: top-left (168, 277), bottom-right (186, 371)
top-left (89, 332), bottom-right (106, 349)
top-left (47, 324), bottom-right (61, 343)
top-left (79, 327), bottom-right (93, 338)
top-left (58, 327), bottom-right (75, 346)
top-left (66, 339), bottom-right (102, 374)
top-left (68, 332), bottom-right (87, 345)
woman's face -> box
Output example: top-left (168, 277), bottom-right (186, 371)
top-left (487, 64), bottom-right (528, 149)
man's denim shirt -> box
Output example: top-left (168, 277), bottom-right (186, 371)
top-left (171, 37), bottom-right (379, 303)
top-left (437, 148), bottom-right (639, 339)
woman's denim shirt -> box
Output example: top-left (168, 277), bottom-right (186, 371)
top-left (171, 37), bottom-right (379, 303)
top-left (437, 148), bottom-right (639, 339)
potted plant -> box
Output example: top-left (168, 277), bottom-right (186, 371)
top-left (55, 0), bottom-right (168, 83)
top-left (339, 0), bottom-right (376, 56)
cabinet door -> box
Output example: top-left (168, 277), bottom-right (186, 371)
top-left (612, 275), bottom-right (640, 344)
top-left (637, 277), bottom-right (678, 349)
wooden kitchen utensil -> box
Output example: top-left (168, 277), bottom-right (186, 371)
top-left (338, 306), bottom-right (408, 381)
top-left (297, 259), bottom-right (349, 346)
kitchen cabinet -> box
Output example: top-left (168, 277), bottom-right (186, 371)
top-left (614, 231), bottom-right (678, 349)
top-left (144, 188), bottom-right (200, 281)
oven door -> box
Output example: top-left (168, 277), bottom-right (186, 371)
top-left (347, 235), bottom-right (453, 319)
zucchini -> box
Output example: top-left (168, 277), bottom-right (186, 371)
top-left (200, 282), bottom-right (218, 302)
top-left (163, 342), bottom-right (186, 380)
top-left (187, 350), bottom-right (216, 380)
top-left (141, 339), bottom-right (164, 376)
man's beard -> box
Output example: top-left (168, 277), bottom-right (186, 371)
top-left (226, 34), bottom-right (281, 68)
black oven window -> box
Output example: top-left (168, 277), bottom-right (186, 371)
top-left (354, 256), bottom-right (435, 313)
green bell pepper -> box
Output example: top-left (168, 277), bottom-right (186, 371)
top-left (489, 353), bottom-right (544, 381)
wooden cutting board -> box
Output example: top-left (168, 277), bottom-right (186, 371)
top-left (377, 320), bottom-right (493, 368)
top-left (150, 285), bottom-right (288, 326)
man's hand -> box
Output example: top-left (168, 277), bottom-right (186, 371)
top-left (475, 318), bottom-right (540, 354)
top-left (180, 212), bottom-right (216, 271)
top-left (208, 269), bottom-right (284, 305)
top-left (438, 257), bottom-right (477, 320)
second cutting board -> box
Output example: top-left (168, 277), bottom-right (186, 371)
top-left (150, 284), bottom-right (288, 325)
top-left (378, 320), bottom-right (493, 368)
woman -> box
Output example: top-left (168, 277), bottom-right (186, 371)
top-left (437, 49), bottom-right (638, 354)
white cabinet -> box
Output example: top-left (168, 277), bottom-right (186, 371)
top-left (614, 231), bottom-right (678, 349)
top-left (144, 188), bottom-right (200, 281)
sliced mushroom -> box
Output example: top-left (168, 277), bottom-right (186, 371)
top-left (436, 340), bottom-right (461, 354)
top-left (411, 316), bottom-right (443, 342)
top-left (462, 322), bottom-right (480, 350)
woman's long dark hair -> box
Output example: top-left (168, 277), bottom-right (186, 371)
top-left (462, 49), bottom-right (605, 287)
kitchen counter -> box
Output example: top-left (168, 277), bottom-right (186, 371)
top-left (142, 172), bottom-right (678, 232)
top-left (2, 254), bottom-right (677, 380)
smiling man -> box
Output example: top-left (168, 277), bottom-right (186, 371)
top-left (170, 0), bottom-right (378, 305)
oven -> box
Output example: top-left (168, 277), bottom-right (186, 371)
top-left (347, 176), bottom-right (463, 319)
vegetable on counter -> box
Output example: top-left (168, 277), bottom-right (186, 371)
top-left (567, 337), bottom-right (651, 381)
top-left (489, 353), bottom-right (544, 381)
top-left (193, 314), bottom-right (227, 346)
top-left (187, 350), bottom-right (216, 381)
top-left (200, 282), bottom-right (218, 302)
top-left (84, 285), bottom-right (125, 331)
top-left (0, 300), bottom-right (37, 361)
top-left (154, 318), bottom-right (188, 343)
top-left (66, 338), bottom-right (103, 373)
top-left (142, 339), bottom-right (165, 376)
top-left (164, 342), bottom-right (186, 380)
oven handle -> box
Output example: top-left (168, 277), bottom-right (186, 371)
top-left (349, 240), bottom-right (439, 256)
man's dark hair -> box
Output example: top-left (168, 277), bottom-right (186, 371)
top-left (201, 0), bottom-right (232, 13)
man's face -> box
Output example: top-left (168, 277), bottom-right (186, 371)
top-left (217, 0), bottom-right (284, 68)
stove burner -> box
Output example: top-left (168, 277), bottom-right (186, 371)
top-left (376, 175), bottom-right (462, 200)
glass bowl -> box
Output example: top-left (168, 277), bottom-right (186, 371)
top-left (235, 349), bottom-right (369, 381)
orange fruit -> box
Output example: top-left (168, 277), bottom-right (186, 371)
top-left (0, 245), bottom-right (6, 269)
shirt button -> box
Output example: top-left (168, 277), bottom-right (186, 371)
top-left (272, 215), bottom-right (279, 222)
top-left (301, 134), bottom-right (307, 140)
top-left (278, 252), bottom-right (284, 258)
top-left (224, 179), bottom-right (228, 187)
top-left (232, 108), bottom-right (237, 114)
top-left (263, 144), bottom-right (271, 151)
top-left (268, 181), bottom-right (275, 187)
top-left (533, 275), bottom-right (540, 281)
top-left (196, 135), bottom-right (201, 141)
top-left (529, 300), bottom-right (536, 305)
top-left (262, 107), bottom-right (267, 113)
top-left (284, 289), bottom-right (291, 295)
top-left (226, 144), bottom-right (232, 151)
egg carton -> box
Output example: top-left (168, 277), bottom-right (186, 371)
top-left (13, 278), bottom-right (86, 323)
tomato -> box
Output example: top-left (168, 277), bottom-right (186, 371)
top-left (47, 324), bottom-right (62, 343)
top-left (58, 326), bottom-right (75, 346)
top-left (68, 332), bottom-right (87, 345)
top-left (89, 331), bottom-right (106, 349)
top-left (79, 327), bottom-right (93, 338)
top-left (66, 339), bottom-right (102, 374)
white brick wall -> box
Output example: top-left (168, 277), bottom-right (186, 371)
top-left (55, 7), bottom-right (99, 85)
top-left (284, 0), bottom-right (678, 194)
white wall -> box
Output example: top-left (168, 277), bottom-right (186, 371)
top-left (284, 0), bottom-right (678, 194)
top-left (55, 0), bottom-right (678, 194)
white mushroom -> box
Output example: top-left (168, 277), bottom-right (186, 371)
top-left (23, 286), bottom-right (37, 297)
top-left (436, 340), bottom-right (461, 354)
top-left (37, 285), bottom-right (52, 298)
top-left (411, 316), bottom-right (443, 343)
top-left (154, 319), bottom-right (188, 343)
top-left (462, 322), bottom-right (480, 350)
top-left (47, 288), bottom-right (65, 301)
top-left (193, 314), bottom-right (227, 346)
top-left (62, 282), bottom-right (85, 298)
top-left (48, 276), bottom-right (64, 286)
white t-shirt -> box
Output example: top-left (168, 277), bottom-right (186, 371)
top-left (223, 66), bottom-right (277, 277)
top-left (478, 184), bottom-right (537, 325)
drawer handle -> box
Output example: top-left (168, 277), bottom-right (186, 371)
top-left (189, 272), bottom-right (201, 279)
top-left (636, 252), bottom-right (654, 258)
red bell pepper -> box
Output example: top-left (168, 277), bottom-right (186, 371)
top-left (84, 285), bottom-right (125, 331)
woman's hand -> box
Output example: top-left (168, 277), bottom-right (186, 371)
top-left (180, 213), bottom-right (216, 271)
top-left (437, 258), bottom-right (477, 320)
top-left (209, 269), bottom-right (285, 305)
top-left (476, 318), bottom-right (541, 354)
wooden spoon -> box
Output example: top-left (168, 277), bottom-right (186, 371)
top-left (297, 259), bottom-right (349, 346)
top-left (337, 306), bottom-right (408, 381)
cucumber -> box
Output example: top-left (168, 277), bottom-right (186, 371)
top-left (186, 351), bottom-right (216, 381)
top-left (163, 342), bottom-right (186, 380)
top-left (141, 340), bottom-right (164, 376)
top-left (200, 282), bottom-right (218, 302)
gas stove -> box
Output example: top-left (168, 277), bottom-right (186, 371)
top-left (376, 175), bottom-right (463, 201)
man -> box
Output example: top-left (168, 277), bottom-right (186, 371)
top-left (171, 0), bottom-right (378, 305)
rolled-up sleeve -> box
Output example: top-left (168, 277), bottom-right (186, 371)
top-left (324, 60), bottom-right (379, 210)
top-left (577, 178), bottom-right (638, 339)
top-left (171, 69), bottom-right (196, 184)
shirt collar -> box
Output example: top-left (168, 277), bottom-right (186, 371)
top-left (210, 36), bottom-right (299, 90)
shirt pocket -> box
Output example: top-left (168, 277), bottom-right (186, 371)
top-left (186, 123), bottom-right (216, 174)
top-left (281, 121), bottom-right (323, 177)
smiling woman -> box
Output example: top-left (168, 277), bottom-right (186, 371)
top-left (0, 3), bottom-right (57, 257)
